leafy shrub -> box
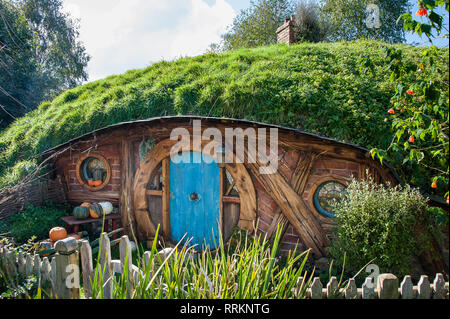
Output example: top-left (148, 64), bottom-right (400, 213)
top-left (0, 239), bottom-right (40, 298)
top-left (426, 206), bottom-right (449, 229)
top-left (0, 273), bottom-right (38, 299)
top-left (0, 201), bottom-right (70, 245)
top-left (327, 177), bottom-right (438, 277)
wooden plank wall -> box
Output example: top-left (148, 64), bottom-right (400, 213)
top-left (0, 176), bottom-right (67, 220)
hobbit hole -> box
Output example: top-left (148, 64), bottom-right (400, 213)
top-left (2, 117), bottom-right (404, 259)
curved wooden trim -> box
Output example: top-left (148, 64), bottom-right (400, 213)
top-left (75, 153), bottom-right (111, 192)
top-left (133, 138), bottom-right (257, 241)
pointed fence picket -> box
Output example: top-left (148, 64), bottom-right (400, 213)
top-left (1, 235), bottom-right (449, 299)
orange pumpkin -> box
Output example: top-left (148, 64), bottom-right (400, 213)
top-left (68, 232), bottom-right (83, 240)
top-left (88, 179), bottom-right (94, 186)
top-left (37, 241), bottom-right (53, 257)
top-left (81, 202), bottom-right (91, 208)
top-left (49, 227), bottom-right (68, 242)
top-left (89, 203), bottom-right (103, 218)
top-left (92, 180), bottom-right (102, 187)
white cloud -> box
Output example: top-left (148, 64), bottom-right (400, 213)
top-left (63, 0), bottom-right (236, 82)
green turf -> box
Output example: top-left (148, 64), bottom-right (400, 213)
top-left (0, 40), bottom-right (447, 192)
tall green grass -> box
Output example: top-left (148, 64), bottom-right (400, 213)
top-left (90, 225), bottom-right (314, 299)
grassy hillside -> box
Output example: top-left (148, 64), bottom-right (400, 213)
top-left (0, 40), bottom-right (448, 193)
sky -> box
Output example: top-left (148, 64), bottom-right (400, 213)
top-left (62, 0), bottom-right (448, 83)
top-left (63, 0), bottom-right (252, 82)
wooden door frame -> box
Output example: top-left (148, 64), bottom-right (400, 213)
top-left (132, 138), bottom-right (257, 242)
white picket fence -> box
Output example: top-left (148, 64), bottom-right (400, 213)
top-left (0, 233), bottom-right (139, 298)
top-left (1, 234), bottom-right (449, 299)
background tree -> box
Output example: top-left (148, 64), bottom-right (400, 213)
top-left (0, 0), bottom-right (89, 130)
top-left (0, 0), bottom-right (35, 128)
top-left (321, 0), bottom-right (411, 43)
top-left (220, 0), bottom-right (295, 51)
top-left (292, 0), bottom-right (329, 42)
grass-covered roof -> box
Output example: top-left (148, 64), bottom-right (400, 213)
top-left (0, 40), bottom-right (448, 193)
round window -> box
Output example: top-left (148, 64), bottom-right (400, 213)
top-left (75, 154), bottom-right (111, 191)
top-left (313, 180), bottom-right (347, 218)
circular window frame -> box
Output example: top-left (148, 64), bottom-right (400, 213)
top-left (309, 176), bottom-right (348, 219)
top-left (75, 153), bottom-right (111, 191)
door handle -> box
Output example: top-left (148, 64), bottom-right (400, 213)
top-left (189, 192), bottom-right (201, 202)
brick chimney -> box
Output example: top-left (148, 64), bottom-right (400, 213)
top-left (276, 16), bottom-right (296, 44)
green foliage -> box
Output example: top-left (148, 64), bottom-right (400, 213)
top-left (0, 40), bottom-right (448, 195)
top-left (90, 225), bottom-right (315, 299)
top-left (0, 238), bottom-right (40, 298)
top-left (328, 177), bottom-right (436, 277)
top-left (401, 0), bottom-right (448, 42)
top-left (0, 273), bottom-right (38, 299)
top-left (0, 0), bottom-right (89, 130)
top-left (292, 0), bottom-right (329, 42)
top-left (321, 0), bottom-right (410, 43)
top-left (219, 0), bottom-right (295, 51)
top-left (426, 206), bottom-right (449, 228)
top-left (0, 160), bottom-right (37, 190)
top-left (0, 0), bottom-right (35, 127)
top-left (370, 0), bottom-right (449, 200)
top-left (0, 201), bottom-right (69, 244)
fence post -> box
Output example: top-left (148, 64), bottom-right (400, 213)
top-left (99, 232), bottom-right (113, 299)
top-left (362, 277), bottom-right (375, 299)
top-left (17, 251), bottom-right (25, 275)
top-left (400, 275), bottom-right (414, 299)
top-left (80, 239), bottom-right (94, 299)
top-left (33, 254), bottom-right (41, 278)
top-left (0, 248), bottom-right (4, 276)
top-left (295, 276), bottom-right (304, 298)
top-left (327, 276), bottom-right (339, 298)
top-left (310, 277), bottom-right (323, 299)
top-left (5, 250), bottom-right (17, 278)
top-left (50, 257), bottom-right (56, 293)
top-left (345, 278), bottom-right (357, 299)
top-left (40, 257), bottom-right (52, 298)
top-left (433, 273), bottom-right (446, 299)
top-left (377, 273), bottom-right (398, 299)
top-left (119, 235), bottom-right (134, 297)
top-left (54, 237), bottom-right (80, 299)
top-left (417, 275), bottom-right (431, 299)
top-left (25, 253), bottom-right (33, 277)
top-left (0, 248), bottom-right (6, 275)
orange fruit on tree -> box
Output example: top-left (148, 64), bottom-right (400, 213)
top-left (416, 8), bottom-right (427, 16)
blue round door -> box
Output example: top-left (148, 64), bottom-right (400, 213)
top-left (169, 151), bottom-right (220, 248)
